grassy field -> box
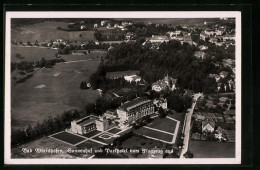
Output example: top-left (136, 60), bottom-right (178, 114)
top-left (11, 46), bottom-right (58, 62)
top-left (11, 52), bottom-right (103, 129)
top-left (93, 133), bottom-right (116, 144)
top-left (12, 21), bottom-right (96, 42)
top-left (107, 127), bottom-right (122, 134)
top-left (189, 140), bottom-right (235, 158)
top-left (82, 130), bottom-right (101, 138)
top-left (147, 117), bottom-right (177, 133)
top-left (11, 136), bottom-right (77, 158)
top-left (135, 127), bottom-right (173, 142)
top-left (51, 132), bottom-right (85, 145)
top-left (167, 112), bottom-right (186, 146)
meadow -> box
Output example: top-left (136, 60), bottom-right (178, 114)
top-left (11, 46), bottom-right (58, 62)
top-left (11, 52), bottom-right (104, 129)
top-left (11, 21), bottom-right (96, 43)
top-left (189, 140), bottom-right (235, 158)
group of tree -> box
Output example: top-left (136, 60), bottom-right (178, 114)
top-left (94, 29), bottom-right (126, 41)
top-left (80, 81), bottom-right (89, 90)
top-left (11, 109), bottom-right (83, 147)
top-left (126, 23), bottom-right (184, 39)
top-left (100, 39), bottom-right (224, 93)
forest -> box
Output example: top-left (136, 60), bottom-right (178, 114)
top-left (89, 39), bottom-right (234, 94)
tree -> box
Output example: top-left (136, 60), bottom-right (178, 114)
top-left (184, 150), bottom-right (194, 158)
top-left (167, 93), bottom-right (184, 112)
top-left (84, 103), bottom-right (95, 114)
top-left (203, 77), bottom-right (217, 94)
top-left (158, 107), bottom-right (166, 118)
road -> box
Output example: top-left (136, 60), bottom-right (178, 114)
top-left (180, 93), bottom-right (202, 158)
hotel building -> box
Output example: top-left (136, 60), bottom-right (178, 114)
top-left (117, 97), bottom-right (154, 125)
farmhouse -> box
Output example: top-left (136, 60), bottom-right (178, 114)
top-left (124, 75), bottom-right (141, 83)
top-left (194, 51), bottom-right (206, 60)
top-left (181, 35), bottom-right (193, 45)
top-left (202, 120), bottom-right (215, 133)
top-left (117, 97), bottom-right (154, 125)
top-left (200, 31), bottom-right (209, 41)
top-left (152, 75), bottom-right (177, 92)
top-left (219, 71), bottom-right (229, 78)
top-left (199, 45), bottom-right (208, 51)
top-left (150, 35), bottom-right (169, 43)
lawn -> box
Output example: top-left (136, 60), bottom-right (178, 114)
top-left (60, 51), bottom-right (106, 62)
top-left (11, 136), bottom-right (78, 158)
top-left (11, 58), bottom-right (101, 129)
top-left (76, 140), bottom-right (103, 149)
top-left (166, 112), bottom-right (186, 146)
top-left (189, 140), bottom-right (235, 158)
top-left (11, 46), bottom-right (58, 62)
top-left (11, 21), bottom-right (96, 42)
top-left (82, 130), bottom-right (102, 138)
top-left (93, 133), bottom-right (116, 144)
top-left (106, 70), bottom-right (140, 79)
top-left (11, 46), bottom-right (105, 63)
top-left (147, 117), bottom-right (177, 133)
top-left (119, 135), bottom-right (164, 158)
top-left (107, 128), bottom-right (122, 134)
top-left (135, 127), bottom-right (173, 142)
top-left (51, 132), bottom-right (85, 145)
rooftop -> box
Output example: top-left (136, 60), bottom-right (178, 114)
top-left (118, 97), bottom-right (152, 111)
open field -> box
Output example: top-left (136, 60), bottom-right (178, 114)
top-left (51, 132), bottom-right (85, 145)
top-left (11, 55), bottom-right (102, 129)
top-left (93, 133), bottom-right (116, 144)
top-left (11, 136), bottom-right (77, 158)
top-left (11, 46), bottom-right (58, 62)
top-left (12, 21), bottom-right (96, 42)
top-left (106, 70), bottom-right (140, 79)
top-left (167, 112), bottom-right (186, 146)
top-left (107, 127), bottom-right (122, 134)
top-left (135, 127), bottom-right (173, 142)
top-left (147, 117), bottom-right (177, 133)
top-left (76, 140), bottom-right (103, 149)
top-left (189, 140), bottom-right (235, 158)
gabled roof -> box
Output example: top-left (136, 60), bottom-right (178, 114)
top-left (152, 75), bottom-right (177, 89)
top-left (151, 35), bottom-right (169, 41)
top-left (202, 120), bottom-right (215, 128)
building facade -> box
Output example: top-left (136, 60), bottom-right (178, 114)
top-left (71, 115), bottom-right (112, 134)
top-left (117, 97), bottom-right (154, 125)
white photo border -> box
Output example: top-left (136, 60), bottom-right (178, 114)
top-left (4, 11), bottom-right (241, 165)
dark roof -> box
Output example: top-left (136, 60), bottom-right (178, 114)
top-left (224, 109), bottom-right (235, 116)
top-left (118, 97), bottom-right (151, 111)
top-left (202, 120), bottom-right (215, 128)
top-left (77, 118), bottom-right (96, 126)
top-left (215, 122), bottom-right (235, 130)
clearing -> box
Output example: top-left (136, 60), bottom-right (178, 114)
top-left (11, 21), bottom-right (96, 42)
top-left (11, 52), bottom-right (104, 129)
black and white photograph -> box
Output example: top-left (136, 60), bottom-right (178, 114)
top-left (4, 11), bottom-right (241, 164)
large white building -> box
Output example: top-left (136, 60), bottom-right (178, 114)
top-left (117, 97), bottom-right (154, 125)
top-left (71, 114), bottom-right (113, 135)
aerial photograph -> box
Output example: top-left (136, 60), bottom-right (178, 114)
top-left (9, 17), bottom-right (236, 160)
